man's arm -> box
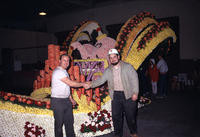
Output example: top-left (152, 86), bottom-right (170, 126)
top-left (128, 64), bottom-right (139, 101)
top-left (90, 68), bottom-right (109, 88)
top-left (84, 68), bottom-right (109, 89)
top-left (61, 77), bottom-right (85, 87)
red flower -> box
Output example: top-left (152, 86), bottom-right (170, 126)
top-left (24, 121), bottom-right (46, 137)
top-left (27, 100), bottom-right (33, 105)
top-left (22, 98), bottom-right (27, 103)
top-left (37, 101), bottom-right (43, 106)
top-left (4, 96), bottom-right (8, 100)
top-left (88, 112), bottom-right (92, 116)
top-left (94, 112), bottom-right (98, 117)
top-left (7, 93), bottom-right (12, 97)
top-left (46, 104), bottom-right (51, 109)
top-left (103, 109), bottom-right (108, 113)
top-left (10, 96), bottom-right (16, 102)
top-left (18, 97), bottom-right (22, 102)
top-left (80, 126), bottom-right (85, 133)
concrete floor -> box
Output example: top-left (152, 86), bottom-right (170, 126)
top-left (98, 88), bottom-right (200, 137)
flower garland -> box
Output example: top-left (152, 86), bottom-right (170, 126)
top-left (0, 89), bottom-right (111, 115)
top-left (137, 21), bottom-right (170, 50)
top-left (80, 109), bottom-right (112, 133)
top-left (0, 91), bottom-right (51, 110)
top-left (125, 26), bottom-right (176, 70)
top-left (120, 18), bottom-right (157, 61)
top-left (24, 121), bottom-right (46, 137)
top-left (115, 11), bottom-right (155, 55)
top-left (124, 25), bottom-right (154, 69)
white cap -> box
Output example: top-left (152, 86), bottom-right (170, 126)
top-left (150, 58), bottom-right (155, 64)
top-left (108, 48), bottom-right (119, 55)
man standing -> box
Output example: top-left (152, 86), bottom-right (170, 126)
top-left (86, 49), bottom-right (139, 137)
top-left (157, 53), bottom-right (168, 98)
top-left (51, 54), bottom-right (86, 137)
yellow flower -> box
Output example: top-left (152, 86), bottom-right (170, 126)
top-left (124, 25), bottom-right (154, 69)
top-left (31, 87), bottom-right (51, 99)
top-left (0, 100), bottom-right (53, 116)
top-left (125, 27), bottom-right (176, 70)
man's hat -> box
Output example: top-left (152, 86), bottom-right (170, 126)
top-left (150, 58), bottom-right (155, 64)
top-left (108, 48), bottom-right (119, 55)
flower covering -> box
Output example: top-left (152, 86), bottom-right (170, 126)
top-left (0, 91), bottom-right (112, 137)
top-left (24, 121), bottom-right (46, 137)
top-left (115, 11), bottom-right (176, 70)
top-left (115, 11), bottom-right (156, 56)
top-left (80, 109), bottom-right (112, 133)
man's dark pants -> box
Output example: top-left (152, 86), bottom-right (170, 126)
top-left (51, 97), bottom-right (75, 137)
top-left (159, 73), bottom-right (168, 97)
top-left (112, 91), bottom-right (138, 137)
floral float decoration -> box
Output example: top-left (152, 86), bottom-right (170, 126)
top-left (24, 121), bottom-right (46, 137)
top-left (115, 11), bottom-right (177, 70)
top-left (0, 89), bottom-right (112, 137)
top-left (0, 91), bottom-right (51, 110)
top-left (67, 20), bottom-right (116, 60)
top-left (80, 109), bottom-right (112, 133)
top-left (115, 11), bottom-right (156, 59)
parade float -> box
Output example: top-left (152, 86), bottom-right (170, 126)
top-left (0, 11), bottom-right (176, 137)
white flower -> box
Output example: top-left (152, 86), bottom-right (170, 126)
top-left (99, 121), bottom-right (104, 126)
top-left (27, 124), bottom-right (32, 128)
top-left (32, 127), bottom-right (36, 132)
top-left (91, 121), bottom-right (95, 126)
top-left (94, 117), bottom-right (98, 122)
top-left (28, 132), bottom-right (32, 136)
top-left (105, 118), bottom-right (109, 122)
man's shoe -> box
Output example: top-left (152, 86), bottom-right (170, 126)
top-left (130, 133), bottom-right (139, 137)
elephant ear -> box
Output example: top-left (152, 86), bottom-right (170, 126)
top-left (65, 20), bottom-right (103, 57)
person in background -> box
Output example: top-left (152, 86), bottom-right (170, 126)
top-left (157, 53), bottom-right (168, 98)
top-left (138, 61), bottom-right (149, 97)
top-left (148, 58), bottom-right (159, 97)
top-left (85, 48), bottom-right (140, 137)
top-left (51, 54), bottom-right (87, 137)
